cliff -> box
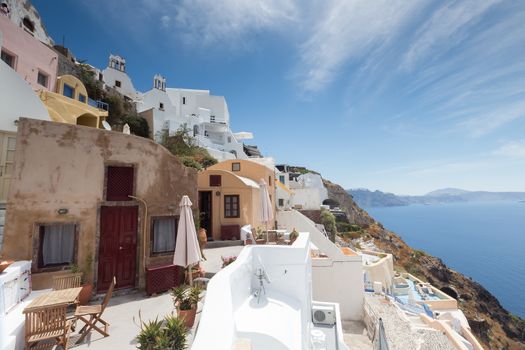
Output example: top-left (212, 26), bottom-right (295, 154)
top-left (325, 179), bottom-right (525, 350)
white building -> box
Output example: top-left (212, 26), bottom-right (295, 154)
top-left (288, 173), bottom-right (328, 210)
top-left (138, 74), bottom-right (253, 161)
top-left (101, 54), bottom-right (141, 101)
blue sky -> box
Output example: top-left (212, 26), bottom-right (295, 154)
top-left (33, 0), bottom-right (525, 195)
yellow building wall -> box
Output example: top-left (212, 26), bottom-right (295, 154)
top-left (198, 169), bottom-right (268, 240)
top-left (39, 75), bottom-right (107, 128)
top-left (207, 159), bottom-right (276, 217)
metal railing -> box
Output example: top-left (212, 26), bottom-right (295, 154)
top-left (88, 98), bottom-right (109, 111)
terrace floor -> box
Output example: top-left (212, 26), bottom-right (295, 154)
top-left (71, 291), bottom-right (199, 349)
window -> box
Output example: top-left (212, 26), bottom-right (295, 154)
top-left (37, 71), bottom-right (48, 87)
top-left (279, 175), bottom-right (285, 183)
top-left (278, 199), bottom-right (284, 207)
top-left (227, 136), bottom-right (231, 143)
top-left (182, 97), bottom-right (186, 104)
top-left (78, 94), bottom-right (86, 103)
top-left (210, 175), bottom-right (221, 187)
top-left (38, 224), bottom-right (76, 268)
top-left (232, 162), bottom-right (240, 172)
top-left (63, 83), bottom-right (74, 98)
top-left (224, 195), bottom-right (240, 218)
top-left (22, 17), bottom-right (35, 33)
top-left (115, 80), bottom-right (122, 88)
top-left (106, 166), bottom-right (134, 201)
top-left (159, 102), bottom-right (164, 110)
top-left (151, 217), bottom-right (177, 254)
top-left (98, 73), bottom-right (103, 81)
top-left (268, 176), bottom-right (272, 186)
top-left (1, 50), bottom-right (16, 69)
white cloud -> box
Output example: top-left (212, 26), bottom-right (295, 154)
top-left (160, 15), bottom-right (171, 29)
top-left (492, 140), bottom-right (525, 158)
top-left (161, 0), bottom-right (298, 46)
top-left (295, 0), bottom-right (424, 93)
top-left (458, 101), bottom-right (525, 137)
top-left (402, 0), bottom-right (501, 69)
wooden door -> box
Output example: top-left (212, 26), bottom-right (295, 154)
top-left (0, 132), bottom-right (16, 203)
top-left (199, 191), bottom-right (213, 240)
top-left (98, 206), bottom-right (138, 291)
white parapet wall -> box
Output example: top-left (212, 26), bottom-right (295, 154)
top-left (277, 209), bottom-right (364, 321)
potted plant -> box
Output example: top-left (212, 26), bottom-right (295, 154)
top-left (184, 264), bottom-right (205, 284)
top-left (289, 228), bottom-right (299, 245)
top-left (171, 285), bottom-right (203, 328)
top-left (221, 255), bottom-right (237, 268)
top-left (135, 311), bottom-right (188, 349)
top-left (73, 254), bottom-right (94, 305)
top-left (255, 227), bottom-right (265, 245)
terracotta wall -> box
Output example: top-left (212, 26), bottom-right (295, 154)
top-left (1, 118), bottom-right (197, 289)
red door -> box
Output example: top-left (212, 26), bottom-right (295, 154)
top-left (98, 206), bottom-right (138, 291)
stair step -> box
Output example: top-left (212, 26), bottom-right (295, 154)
top-left (204, 240), bottom-right (243, 249)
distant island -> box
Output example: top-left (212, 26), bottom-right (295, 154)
top-left (348, 188), bottom-right (525, 207)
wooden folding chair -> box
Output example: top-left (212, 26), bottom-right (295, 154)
top-left (25, 304), bottom-right (71, 350)
top-left (52, 273), bottom-right (82, 290)
top-left (74, 277), bottom-right (116, 344)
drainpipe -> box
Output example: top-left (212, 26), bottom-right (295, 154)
top-left (129, 195), bottom-right (148, 272)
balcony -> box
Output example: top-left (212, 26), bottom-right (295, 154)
top-left (88, 98), bottom-right (109, 111)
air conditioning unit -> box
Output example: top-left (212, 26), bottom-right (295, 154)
top-left (312, 305), bottom-right (336, 326)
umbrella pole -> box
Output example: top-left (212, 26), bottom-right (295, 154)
top-left (188, 264), bottom-right (193, 286)
top-left (265, 222), bottom-right (268, 244)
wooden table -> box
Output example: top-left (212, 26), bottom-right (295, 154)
top-left (23, 287), bottom-right (83, 312)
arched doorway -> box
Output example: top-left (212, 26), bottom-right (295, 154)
top-left (77, 114), bottom-right (99, 128)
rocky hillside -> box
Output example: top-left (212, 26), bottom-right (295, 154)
top-left (324, 179), bottom-right (525, 350)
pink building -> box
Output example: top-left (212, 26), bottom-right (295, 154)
top-left (0, 12), bottom-right (57, 92)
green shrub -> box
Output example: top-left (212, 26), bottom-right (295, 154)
top-left (158, 126), bottom-right (218, 170)
top-left (320, 208), bottom-right (337, 242)
top-left (121, 114), bottom-right (150, 138)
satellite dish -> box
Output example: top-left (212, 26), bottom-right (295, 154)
top-left (102, 120), bottom-right (112, 131)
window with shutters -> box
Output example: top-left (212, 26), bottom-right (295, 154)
top-left (210, 175), bottom-right (221, 187)
top-left (224, 195), bottom-right (240, 218)
top-left (106, 166), bottom-right (134, 201)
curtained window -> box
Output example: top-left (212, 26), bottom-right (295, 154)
top-left (151, 217), bottom-right (177, 254)
top-left (224, 195), bottom-right (240, 218)
top-left (38, 224), bottom-right (76, 267)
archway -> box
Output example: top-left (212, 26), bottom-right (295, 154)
top-left (77, 114), bottom-right (99, 128)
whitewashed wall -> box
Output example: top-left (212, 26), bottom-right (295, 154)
top-left (0, 60), bottom-right (50, 132)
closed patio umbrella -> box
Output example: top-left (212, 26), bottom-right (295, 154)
top-left (173, 195), bottom-right (202, 286)
top-left (259, 179), bottom-right (274, 243)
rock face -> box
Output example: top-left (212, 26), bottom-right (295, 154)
top-left (323, 179), bottom-right (374, 227)
top-left (324, 178), bottom-right (525, 350)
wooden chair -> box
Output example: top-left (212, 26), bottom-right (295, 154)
top-left (52, 273), bottom-right (82, 291)
top-left (25, 304), bottom-right (71, 350)
top-left (74, 277), bottom-right (116, 344)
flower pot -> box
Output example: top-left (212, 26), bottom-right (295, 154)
top-left (79, 283), bottom-right (93, 305)
top-left (256, 239), bottom-right (266, 245)
top-left (178, 307), bottom-right (197, 328)
top-left (245, 239), bottom-right (253, 245)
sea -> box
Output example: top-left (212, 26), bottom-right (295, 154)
top-left (366, 201), bottom-right (525, 319)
